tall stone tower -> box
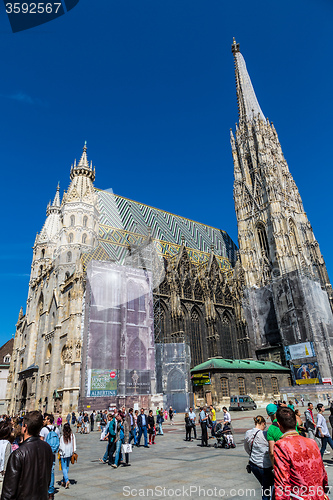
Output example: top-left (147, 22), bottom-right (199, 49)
top-left (6, 144), bottom-right (99, 416)
top-left (230, 39), bottom-right (333, 382)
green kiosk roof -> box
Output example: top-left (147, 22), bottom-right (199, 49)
top-left (191, 358), bottom-right (290, 373)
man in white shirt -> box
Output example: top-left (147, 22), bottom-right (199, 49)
top-left (222, 407), bottom-right (231, 424)
top-left (189, 407), bottom-right (197, 439)
top-left (316, 403), bottom-right (333, 457)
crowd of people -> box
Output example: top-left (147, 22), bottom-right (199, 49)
top-left (244, 400), bottom-right (333, 500)
top-left (0, 399), bottom-right (332, 499)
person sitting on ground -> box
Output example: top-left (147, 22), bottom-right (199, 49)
top-left (274, 406), bottom-right (328, 500)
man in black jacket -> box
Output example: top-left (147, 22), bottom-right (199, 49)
top-left (1, 410), bottom-right (53, 500)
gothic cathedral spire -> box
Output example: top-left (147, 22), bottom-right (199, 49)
top-left (230, 39), bottom-right (329, 291)
top-left (230, 40), bottom-right (333, 381)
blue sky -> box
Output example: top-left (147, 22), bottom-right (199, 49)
top-left (0, 0), bottom-right (332, 344)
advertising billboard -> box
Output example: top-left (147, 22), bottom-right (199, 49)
top-left (87, 369), bottom-right (118, 397)
top-left (284, 342), bottom-right (315, 361)
top-left (292, 362), bottom-right (320, 385)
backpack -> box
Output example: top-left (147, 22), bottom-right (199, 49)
top-left (45, 426), bottom-right (60, 453)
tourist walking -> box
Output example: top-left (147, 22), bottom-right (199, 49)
top-left (77, 413), bottom-right (82, 433)
top-left (329, 404), bottom-right (333, 439)
top-left (295, 409), bottom-right (306, 437)
top-left (244, 415), bottom-right (274, 500)
top-left (199, 406), bottom-right (208, 447)
top-left (157, 409), bottom-right (164, 435)
top-left (137, 408), bottom-right (149, 448)
top-left (66, 413), bottom-right (71, 425)
top-left (316, 403), bottom-right (333, 457)
top-left (304, 402), bottom-right (316, 439)
top-left (169, 406), bottom-right (174, 425)
top-left (185, 413), bottom-right (192, 441)
top-left (274, 407), bottom-right (328, 500)
top-left (209, 405), bottom-right (216, 437)
top-left (112, 415), bottom-right (125, 468)
top-left (189, 407), bottom-right (197, 439)
top-left (1, 411), bottom-right (53, 500)
top-left (71, 412), bottom-right (76, 426)
top-left (266, 403), bottom-right (282, 465)
top-left (83, 413), bottom-right (89, 434)
top-left (0, 421), bottom-right (12, 493)
top-left (222, 406), bottom-right (231, 424)
top-left (56, 415), bottom-right (62, 429)
top-left (90, 412), bottom-right (94, 432)
top-left (126, 408), bottom-right (137, 445)
top-left (59, 423), bottom-right (76, 489)
top-left (147, 410), bottom-right (156, 445)
top-left (39, 414), bottom-right (60, 500)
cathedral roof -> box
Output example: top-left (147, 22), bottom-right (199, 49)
top-left (85, 189), bottom-right (237, 271)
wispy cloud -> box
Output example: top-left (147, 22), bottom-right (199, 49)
top-left (1, 92), bottom-right (44, 106)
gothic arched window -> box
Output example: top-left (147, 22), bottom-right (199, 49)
top-left (220, 313), bottom-right (234, 359)
top-left (183, 279), bottom-right (192, 299)
top-left (69, 233), bottom-right (73, 243)
top-left (67, 252), bottom-right (72, 263)
top-left (41, 249), bottom-right (45, 259)
top-left (194, 280), bottom-right (203, 301)
top-left (83, 216), bottom-right (88, 227)
top-left (190, 308), bottom-right (203, 367)
top-left (70, 215), bottom-right (75, 227)
top-left (82, 234), bottom-right (87, 244)
top-left (257, 223), bottom-right (270, 259)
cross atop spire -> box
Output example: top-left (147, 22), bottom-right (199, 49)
top-left (232, 39), bottom-right (265, 123)
top-left (78, 142), bottom-right (89, 168)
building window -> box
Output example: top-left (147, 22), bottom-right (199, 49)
top-left (287, 376), bottom-right (292, 387)
top-left (257, 223), bottom-right (270, 259)
top-left (221, 377), bottom-right (229, 397)
top-left (83, 216), bottom-right (88, 227)
top-left (70, 215), bottom-right (75, 227)
top-left (41, 249), bottom-right (45, 259)
top-left (82, 234), bottom-right (87, 244)
top-left (255, 377), bottom-right (264, 396)
top-left (69, 233), bottom-right (73, 243)
top-left (46, 344), bottom-right (52, 360)
top-left (238, 377), bottom-right (246, 395)
top-left (4, 356), bottom-right (10, 363)
top-left (271, 377), bottom-right (279, 394)
top-left (67, 252), bottom-right (72, 263)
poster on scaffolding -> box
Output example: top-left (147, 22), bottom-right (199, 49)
top-left (87, 369), bottom-right (118, 397)
top-left (292, 362), bottom-right (320, 385)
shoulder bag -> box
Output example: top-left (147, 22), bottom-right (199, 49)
top-left (246, 430), bottom-right (260, 474)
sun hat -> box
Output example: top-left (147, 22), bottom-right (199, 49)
top-left (266, 403), bottom-right (278, 416)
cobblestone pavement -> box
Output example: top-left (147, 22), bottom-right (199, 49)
top-left (53, 411), bottom-right (333, 499)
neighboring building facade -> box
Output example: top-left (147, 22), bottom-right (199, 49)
top-left (230, 39), bottom-right (333, 381)
top-left (191, 358), bottom-right (291, 407)
top-left (0, 339), bottom-right (14, 414)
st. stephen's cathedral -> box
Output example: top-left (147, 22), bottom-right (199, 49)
top-left (7, 40), bottom-right (333, 415)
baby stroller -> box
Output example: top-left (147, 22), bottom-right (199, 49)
top-left (214, 422), bottom-right (236, 449)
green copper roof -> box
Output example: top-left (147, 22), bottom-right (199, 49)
top-left (191, 358), bottom-right (290, 372)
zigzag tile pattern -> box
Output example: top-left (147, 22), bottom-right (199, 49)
top-left (93, 190), bottom-right (237, 270)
